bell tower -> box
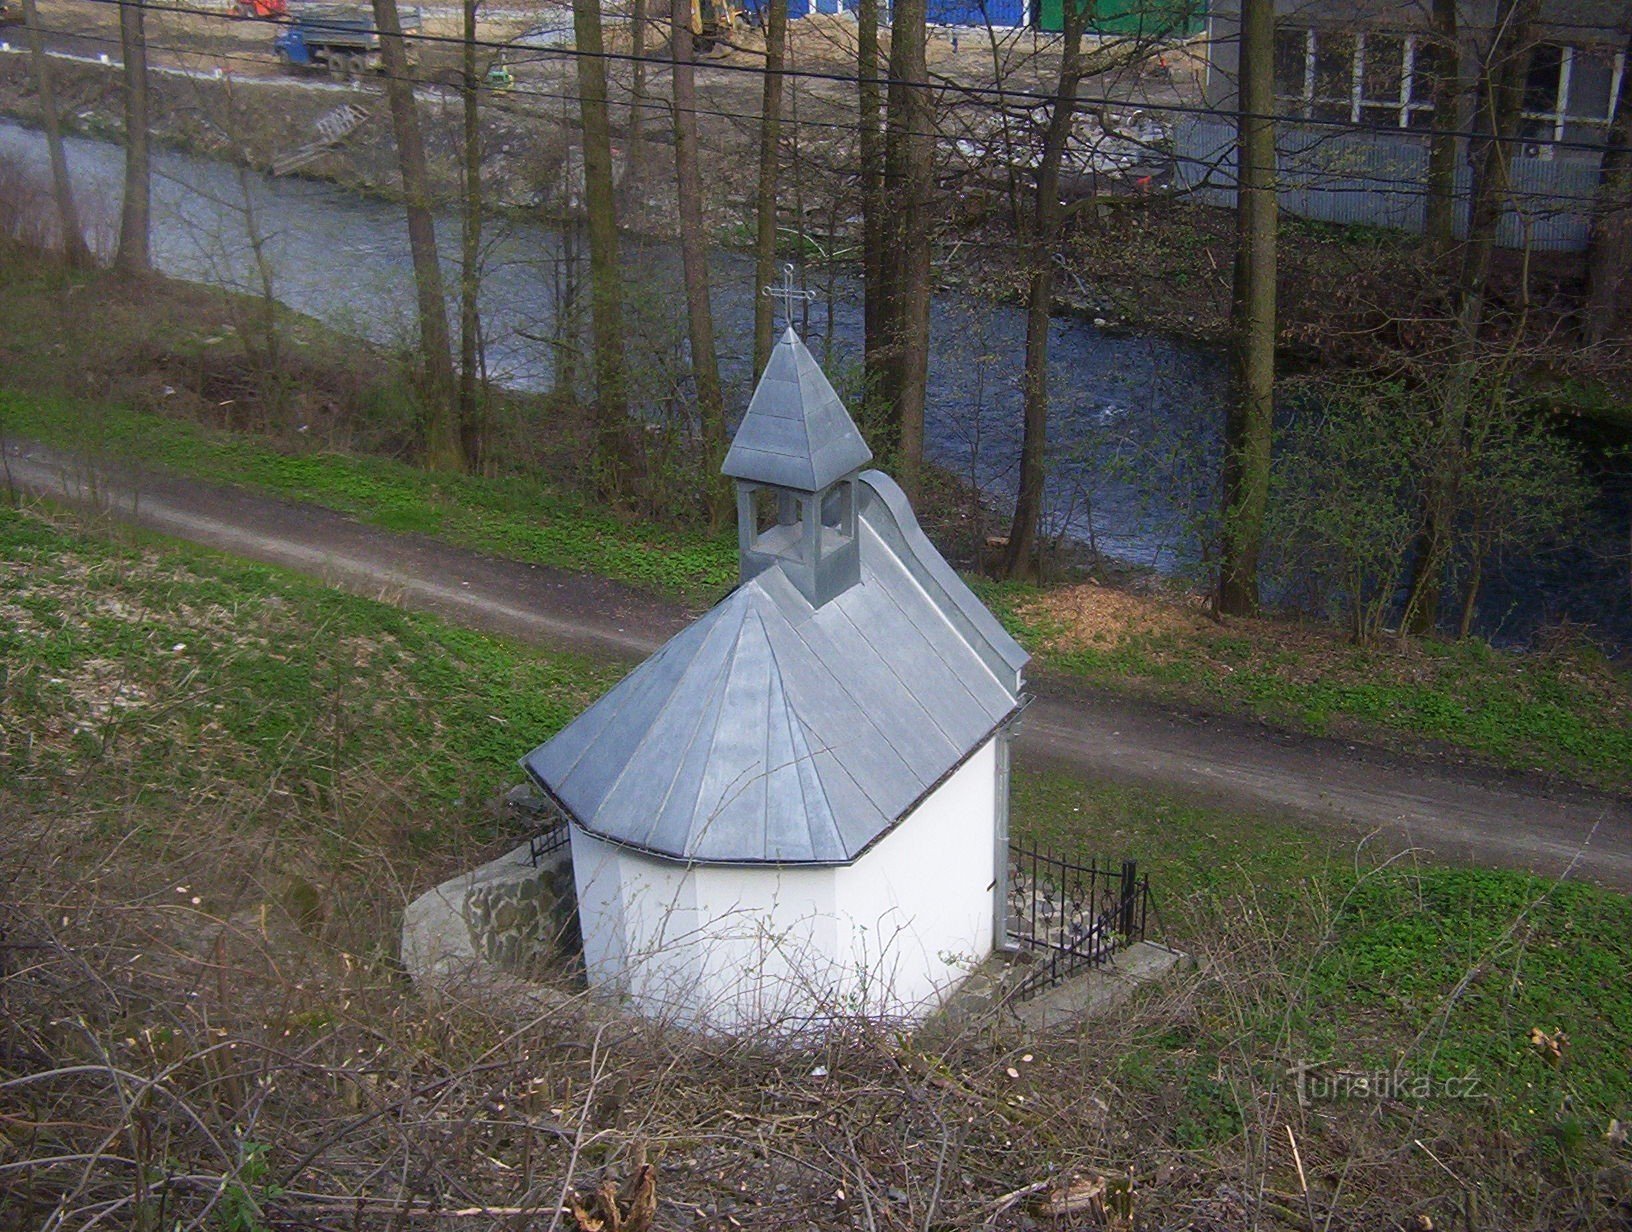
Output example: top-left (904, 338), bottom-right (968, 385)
top-left (722, 324), bottom-right (873, 609)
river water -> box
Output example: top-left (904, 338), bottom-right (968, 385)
top-left (2, 119), bottom-right (1626, 649)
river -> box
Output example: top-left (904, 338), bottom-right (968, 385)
top-left (1, 119), bottom-right (1626, 650)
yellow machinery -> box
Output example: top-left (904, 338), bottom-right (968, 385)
top-left (689, 0), bottom-right (741, 47)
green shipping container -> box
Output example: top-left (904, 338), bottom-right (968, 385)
top-left (1036, 0), bottom-right (1205, 37)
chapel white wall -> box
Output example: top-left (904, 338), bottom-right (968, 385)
top-left (567, 736), bottom-right (998, 1031)
top-left (832, 736), bottom-right (997, 1019)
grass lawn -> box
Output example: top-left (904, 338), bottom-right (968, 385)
top-left (981, 576), bottom-right (1632, 792)
top-left (0, 503), bottom-right (621, 877)
top-left (1014, 768), bottom-right (1632, 1186)
top-left (2, 245), bottom-right (1628, 794)
top-left (3, 506), bottom-right (1629, 1229)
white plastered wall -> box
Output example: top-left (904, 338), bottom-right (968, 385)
top-left (832, 737), bottom-right (997, 1019)
top-left (567, 736), bottom-right (998, 1032)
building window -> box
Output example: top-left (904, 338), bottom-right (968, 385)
top-left (1274, 26), bottom-right (1441, 130)
top-left (1521, 43), bottom-right (1626, 155)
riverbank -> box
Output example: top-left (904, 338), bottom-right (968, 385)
top-left (3, 241), bottom-right (1628, 791)
top-left (7, 29), bottom-right (1631, 426)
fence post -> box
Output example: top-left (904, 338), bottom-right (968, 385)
top-left (1119, 859), bottom-right (1137, 939)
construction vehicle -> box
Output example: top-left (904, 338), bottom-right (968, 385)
top-left (273, 5), bottom-right (420, 80)
top-left (689, 0), bottom-right (742, 50)
top-left (233, 0), bottom-right (287, 20)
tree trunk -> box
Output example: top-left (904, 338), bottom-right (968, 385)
top-left (1217, 0), bottom-right (1277, 616)
top-left (22, 0), bottom-right (91, 267)
top-left (752, 0), bottom-right (787, 377)
top-left (1423, 0), bottom-right (1459, 259)
top-left (372, 0), bottom-right (462, 472)
top-left (1583, 25), bottom-right (1632, 347)
top-left (1001, 0), bottom-right (1089, 579)
top-left (627, 0), bottom-right (648, 185)
top-left (671, 0), bottom-right (728, 520)
top-left (858, 0), bottom-right (888, 407)
top-left (576, 0), bottom-right (631, 490)
top-left (1457, 551), bottom-right (1484, 639)
top-left (458, 0), bottom-right (484, 470)
top-left (882, 0), bottom-right (932, 499)
top-left (114, 0), bottom-right (151, 276)
top-left (1401, 0), bottom-right (1535, 635)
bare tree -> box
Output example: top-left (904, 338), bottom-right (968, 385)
top-left (1217, 0), bottom-right (1277, 615)
top-left (671, 0), bottom-right (727, 520)
top-left (372, 0), bottom-right (462, 471)
top-left (1582, 24), bottom-right (1632, 347)
top-left (114, 0), bottom-right (151, 275)
top-left (857, 0), bottom-right (887, 406)
top-left (627, 0), bottom-right (649, 184)
top-left (575, 0), bottom-right (631, 490)
top-left (880, 0), bottom-right (933, 499)
top-left (1423, 0), bottom-right (1460, 259)
top-left (1001, 0), bottom-right (1093, 578)
top-left (21, 0), bottom-right (91, 267)
top-left (457, 0), bottom-right (486, 470)
top-left (1402, 0), bottom-right (1538, 634)
top-left (752, 0), bottom-right (788, 377)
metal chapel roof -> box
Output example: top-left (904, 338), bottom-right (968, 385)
top-left (721, 326), bottom-right (873, 491)
top-left (523, 472), bottom-right (1028, 865)
top-left (522, 325), bottom-right (1026, 866)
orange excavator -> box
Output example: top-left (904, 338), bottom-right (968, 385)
top-left (234, 0), bottom-right (287, 19)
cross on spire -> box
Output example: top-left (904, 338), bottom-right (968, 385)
top-left (763, 263), bottom-right (816, 330)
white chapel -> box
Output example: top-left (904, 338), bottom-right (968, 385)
top-left (523, 326), bottom-right (1029, 1032)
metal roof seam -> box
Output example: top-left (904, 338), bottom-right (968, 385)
top-left (831, 589), bottom-right (964, 752)
top-left (638, 620), bottom-right (737, 852)
top-left (781, 687), bottom-right (844, 860)
top-left (685, 605), bottom-right (779, 860)
top-left (784, 598), bottom-right (918, 810)
top-left (590, 599), bottom-right (745, 840)
top-left (759, 609), bottom-right (776, 861)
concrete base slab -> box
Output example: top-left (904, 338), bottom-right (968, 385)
top-left (937, 941), bottom-right (1193, 1034)
top-left (1014, 942), bottom-right (1193, 1031)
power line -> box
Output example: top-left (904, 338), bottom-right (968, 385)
top-left (49, 0), bottom-right (1632, 156)
top-left (21, 21), bottom-right (1628, 216)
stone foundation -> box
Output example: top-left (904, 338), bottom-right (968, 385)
top-left (400, 836), bottom-right (575, 985)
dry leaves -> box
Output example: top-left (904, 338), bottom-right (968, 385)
top-left (567, 1142), bottom-right (657, 1232)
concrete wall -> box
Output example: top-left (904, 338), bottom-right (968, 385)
top-left (1185, 0), bottom-right (1628, 251)
top-left (566, 737), bottom-right (1000, 1032)
top-left (1172, 116), bottom-right (1608, 250)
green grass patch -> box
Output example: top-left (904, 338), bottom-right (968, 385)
top-left (1299, 866), bottom-right (1632, 1165)
top-left (983, 580), bottom-right (1632, 792)
top-left (0, 505), bottom-right (622, 857)
top-left (1, 389), bottom-right (738, 604)
top-left (1012, 769), bottom-right (1632, 1167)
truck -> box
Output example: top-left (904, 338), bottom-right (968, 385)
top-left (272, 6), bottom-right (420, 80)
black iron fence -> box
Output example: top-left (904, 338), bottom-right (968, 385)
top-left (503, 786), bottom-right (570, 867)
top-left (1007, 843), bottom-right (1150, 1000)
top-left (529, 820), bottom-right (570, 867)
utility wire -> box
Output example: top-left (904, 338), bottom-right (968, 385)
top-left (49, 0), bottom-right (1632, 156)
top-left (21, 21), bottom-right (1628, 215)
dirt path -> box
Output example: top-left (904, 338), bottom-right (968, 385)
top-left (10, 438), bottom-right (1632, 892)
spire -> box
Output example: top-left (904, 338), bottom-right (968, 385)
top-left (722, 326), bottom-right (873, 492)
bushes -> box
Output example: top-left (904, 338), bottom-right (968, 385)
top-left (1268, 373), bottom-right (1590, 644)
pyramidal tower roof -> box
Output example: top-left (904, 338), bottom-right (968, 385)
top-left (721, 326), bottom-right (873, 491)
